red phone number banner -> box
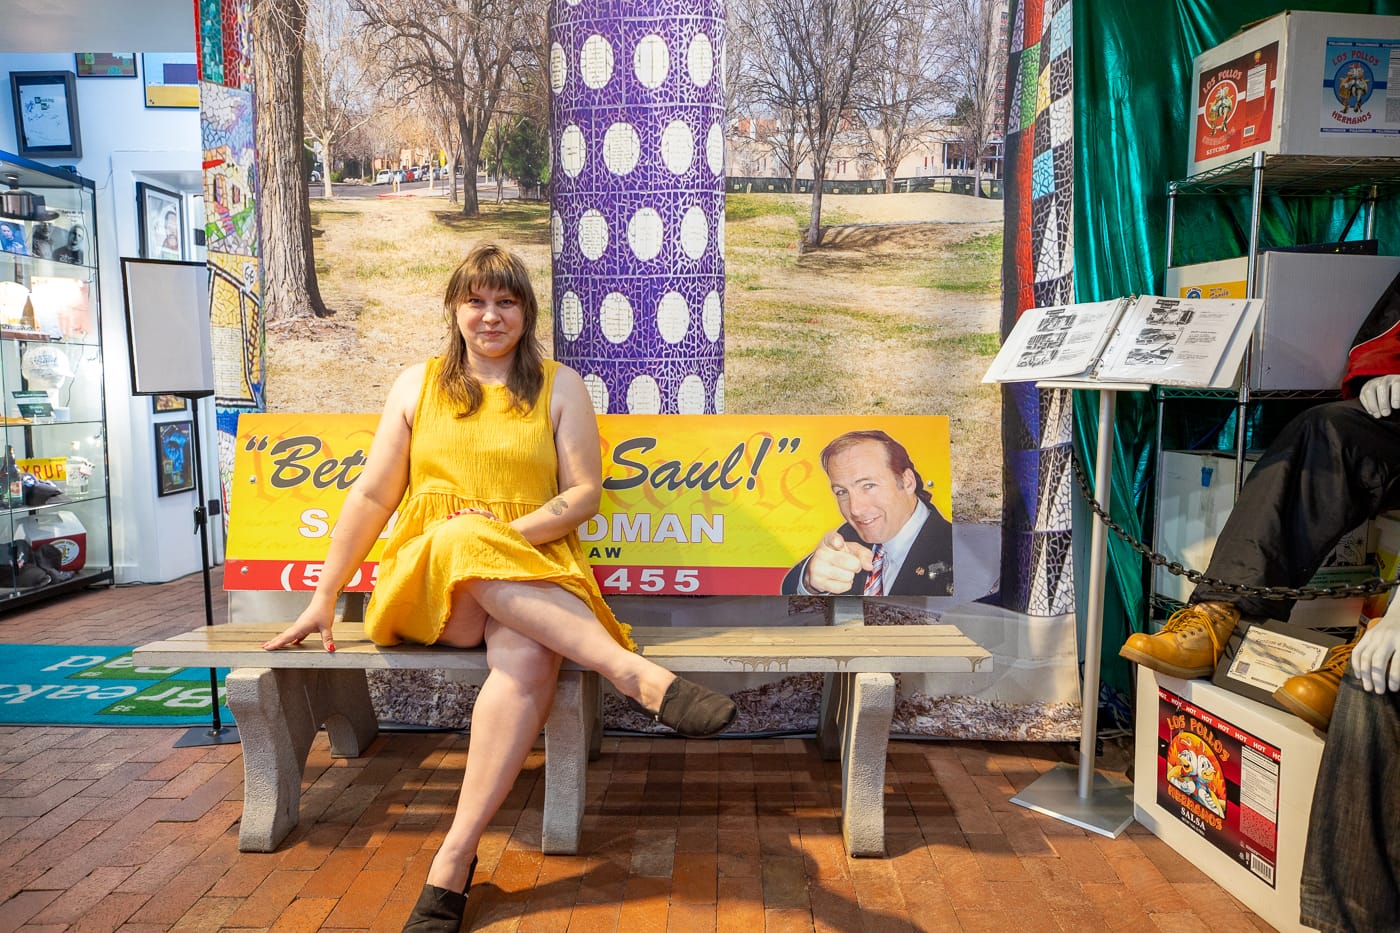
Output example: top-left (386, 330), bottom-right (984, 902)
top-left (224, 412), bottom-right (951, 595)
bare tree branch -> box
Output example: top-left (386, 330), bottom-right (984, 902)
top-left (858, 0), bottom-right (954, 193)
top-left (304, 0), bottom-right (379, 198)
top-left (350, 0), bottom-right (545, 216)
top-left (730, 0), bottom-right (898, 246)
top-left (930, 0), bottom-right (1007, 198)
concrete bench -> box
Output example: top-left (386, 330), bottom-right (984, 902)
top-left (134, 615), bottom-right (989, 857)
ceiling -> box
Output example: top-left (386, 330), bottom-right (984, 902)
top-left (1, 0), bottom-right (195, 53)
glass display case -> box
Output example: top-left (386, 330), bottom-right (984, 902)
top-left (0, 151), bottom-right (113, 609)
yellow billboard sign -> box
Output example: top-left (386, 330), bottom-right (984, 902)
top-left (226, 413), bottom-right (952, 596)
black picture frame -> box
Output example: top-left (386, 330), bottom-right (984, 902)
top-left (74, 54), bottom-right (138, 78)
top-left (151, 394), bottom-right (189, 415)
top-left (9, 71), bottom-right (83, 160)
top-left (136, 182), bottom-right (185, 261)
top-left (155, 420), bottom-right (195, 497)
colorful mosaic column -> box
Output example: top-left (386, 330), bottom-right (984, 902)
top-left (549, 0), bottom-right (726, 414)
top-left (194, 0), bottom-right (265, 519)
top-left (1000, 0), bottom-right (1075, 615)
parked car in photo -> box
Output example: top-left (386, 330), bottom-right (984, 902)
top-left (374, 169), bottom-right (394, 184)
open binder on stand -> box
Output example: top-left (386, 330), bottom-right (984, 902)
top-left (983, 294), bottom-right (1262, 389)
top-left (985, 295), bottom-right (1261, 837)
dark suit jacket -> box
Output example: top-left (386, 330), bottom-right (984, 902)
top-left (780, 509), bottom-right (954, 596)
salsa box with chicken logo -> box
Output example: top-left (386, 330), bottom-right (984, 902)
top-left (1133, 670), bottom-right (1325, 932)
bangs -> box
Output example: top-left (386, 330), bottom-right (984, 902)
top-left (445, 244), bottom-right (536, 311)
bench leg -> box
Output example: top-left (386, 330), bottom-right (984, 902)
top-left (313, 669), bottom-right (379, 758)
top-left (817, 672), bottom-right (847, 761)
top-left (583, 671), bottom-right (602, 762)
top-left (225, 668), bottom-right (318, 853)
top-left (840, 672), bottom-right (895, 858)
top-left (818, 597), bottom-right (865, 761)
top-left (542, 670), bottom-right (588, 854)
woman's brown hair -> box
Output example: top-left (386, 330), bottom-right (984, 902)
top-left (438, 243), bottom-right (545, 416)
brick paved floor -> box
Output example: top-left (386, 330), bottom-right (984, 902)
top-left (0, 571), bottom-right (1270, 932)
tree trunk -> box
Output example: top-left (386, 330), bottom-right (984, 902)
top-left (885, 169), bottom-right (895, 194)
top-left (323, 139), bottom-right (334, 199)
top-left (806, 167), bottom-right (825, 247)
top-left (252, 0), bottom-right (330, 320)
top-left (457, 113), bottom-right (480, 216)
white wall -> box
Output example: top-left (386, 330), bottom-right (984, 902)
top-left (1, 52), bottom-right (222, 583)
top-left (1, 1), bottom-right (195, 55)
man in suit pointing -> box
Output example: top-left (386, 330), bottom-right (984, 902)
top-left (781, 430), bottom-right (953, 596)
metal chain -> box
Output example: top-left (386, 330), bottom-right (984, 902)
top-left (1070, 453), bottom-right (1400, 602)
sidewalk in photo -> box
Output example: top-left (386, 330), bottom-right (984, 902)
top-left (0, 568), bottom-right (1271, 931)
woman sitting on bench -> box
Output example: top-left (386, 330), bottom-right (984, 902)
top-left (262, 243), bottom-right (736, 932)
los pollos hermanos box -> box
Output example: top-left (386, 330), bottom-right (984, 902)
top-left (1134, 669), bottom-right (1326, 933)
top-left (1188, 11), bottom-right (1400, 176)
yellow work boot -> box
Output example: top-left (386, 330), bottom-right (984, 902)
top-left (1119, 602), bottom-right (1241, 679)
top-left (1273, 624), bottom-right (1366, 731)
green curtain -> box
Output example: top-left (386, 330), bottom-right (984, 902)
top-left (1072, 0), bottom-right (1400, 695)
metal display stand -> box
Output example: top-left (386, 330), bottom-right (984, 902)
top-left (1010, 381), bottom-right (1148, 837)
top-left (1151, 153), bottom-right (1400, 617)
top-left (121, 258), bottom-right (237, 749)
top-left (171, 393), bottom-right (238, 749)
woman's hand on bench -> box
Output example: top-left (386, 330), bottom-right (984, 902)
top-left (262, 603), bottom-right (337, 653)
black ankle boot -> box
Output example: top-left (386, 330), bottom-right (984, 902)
top-left (403, 856), bottom-right (478, 932)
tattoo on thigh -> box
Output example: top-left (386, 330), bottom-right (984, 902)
top-left (546, 497), bottom-right (568, 516)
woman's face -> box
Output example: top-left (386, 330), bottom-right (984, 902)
top-left (455, 282), bottom-right (524, 363)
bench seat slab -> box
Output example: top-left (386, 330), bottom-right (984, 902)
top-left (138, 620), bottom-right (988, 858)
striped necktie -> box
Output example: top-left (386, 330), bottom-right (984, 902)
top-left (864, 544), bottom-right (885, 596)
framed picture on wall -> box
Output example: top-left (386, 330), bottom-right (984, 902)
top-left (136, 182), bottom-right (184, 261)
top-left (8, 71), bottom-right (83, 160)
top-left (141, 53), bottom-right (199, 108)
top-left (155, 420), bottom-right (195, 497)
top-left (151, 394), bottom-right (188, 415)
top-left (74, 54), bottom-right (137, 78)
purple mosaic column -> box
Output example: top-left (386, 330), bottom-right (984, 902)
top-left (549, 0), bottom-right (726, 414)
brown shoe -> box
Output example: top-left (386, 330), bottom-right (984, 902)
top-left (1273, 626), bottom-right (1365, 731)
top-left (631, 677), bottom-right (737, 738)
top-left (1119, 602), bottom-right (1241, 679)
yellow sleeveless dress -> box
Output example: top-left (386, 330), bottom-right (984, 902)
top-left (363, 357), bottom-right (634, 650)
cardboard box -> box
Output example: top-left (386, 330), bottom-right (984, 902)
top-left (1364, 511), bottom-right (1400, 618)
top-left (1164, 252), bottom-right (1400, 392)
top-left (1134, 670), bottom-right (1324, 932)
top-left (1155, 450), bottom-right (1366, 629)
top-left (1188, 11), bottom-right (1400, 176)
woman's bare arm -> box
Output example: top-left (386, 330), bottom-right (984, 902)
top-left (509, 365), bottom-right (602, 545)
top-left (262, 365), bottom-right (422, 650)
